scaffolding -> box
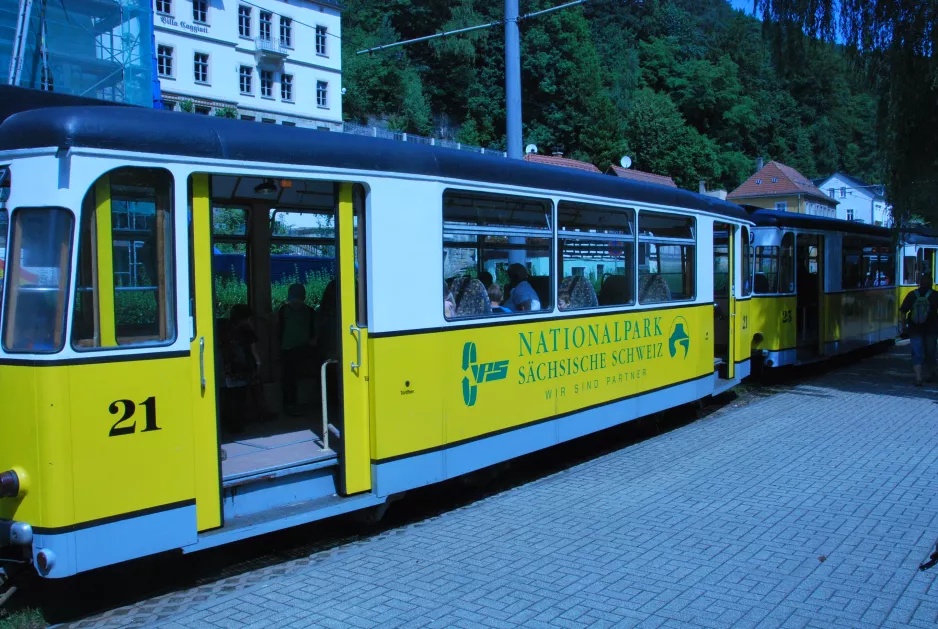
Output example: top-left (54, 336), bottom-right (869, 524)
top-left (2, 0), bottom-right (154, 106)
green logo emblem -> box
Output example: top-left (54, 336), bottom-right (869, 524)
top-left (668, 316), bottom-right (690, 359)
top-left (462, 342), bottom-right (509, 407)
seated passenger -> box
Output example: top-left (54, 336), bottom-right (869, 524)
top-left (488, 284), bottom-right (511, 313)
top-left (478, 271), bottom-right (494, 289)
top-left (450, 277), bottom-right (492, 316)
top-left (444, 281), bottom-right (456, 318)
top-left (504, 263), bottom-right (541, 312)
top-left (279, 283), bottom-right (316, 416)
top-left (225, 305), bottom-right (274, 431)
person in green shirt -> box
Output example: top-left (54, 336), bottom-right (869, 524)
top-left (279, 283), bottom-right (316, 415)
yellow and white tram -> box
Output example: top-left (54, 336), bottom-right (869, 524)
top-left (0, 100), bottom-right (755, 578)
top-left (746, 210), bottom-right (899, 368)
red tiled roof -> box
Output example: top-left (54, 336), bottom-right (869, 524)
top-left (606, 165), bottom-right (677, 188)
top-left (523, 153), bottom-right (602, 173)
top-left (727, 161), bottom-right (836, 205)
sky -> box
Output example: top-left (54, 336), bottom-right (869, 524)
top-left (730, 0), bottom-right (757, 14)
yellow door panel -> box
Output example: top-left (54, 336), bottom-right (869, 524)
top-left (189, 173), bottom-right (221, 530)
top-left (0, 367), bottom-right (43, 524)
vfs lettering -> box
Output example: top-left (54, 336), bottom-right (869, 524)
top-left (462, 341), bottom-right (509, 407)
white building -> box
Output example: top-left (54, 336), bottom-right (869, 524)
top-left (154, 0), bottom-right (342, 129)
top-left (813, 172), bottom-right (892, 227)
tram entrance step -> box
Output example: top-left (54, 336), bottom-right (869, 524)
top-left (185, 490), bottom-right (385, 553)
top-left (222, 429), bottom-right (337, 485)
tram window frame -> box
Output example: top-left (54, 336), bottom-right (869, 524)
top-left (741, 226), bottom-right (753, 297)
top-left (443, 189), bottom-right (553, 319)
top-left (0, 206), bottom-right (7, 314)
top-left (778, 232), bottom-right (795, 294)
top-left (861, 242), bottom-right (895, 287)
top-left (902, 251), bottom-right (917, 286)
top-left (557, 201), bottom-right (635, 311)
top-left (269, 206), bottom-right (337, 313)
top-left (2, 207), bottom-right (75, 354)
top-left (70, 167), bottom-right (177, 351)
top-left (212, 205), bottom-right (251, 320)
top-left (754, 246), bottom-right (779, 294)
top-left (637, 211), bottom-right (696, 304)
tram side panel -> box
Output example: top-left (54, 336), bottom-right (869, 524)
top-left (750, 295), bottom-right (798, 366)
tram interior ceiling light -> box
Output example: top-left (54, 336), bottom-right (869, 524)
top-left (254, 178), bottom-right (277, 194)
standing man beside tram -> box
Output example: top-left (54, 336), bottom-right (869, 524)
top-left (900, 273), bottom-right (938, 386)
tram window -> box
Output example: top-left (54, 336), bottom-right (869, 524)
top-left (269, 209), bottom-right (336, 312)
top-left (778, 232), bottom-right (795, 293)
top-left (754, 246), bottom-right (779, 293)
top-left (842, 237), bottom-right (863, 290)
top-left (903, 252), bottom-right (919, 285)
top-left (443, 189), bottom-right (552, 317)
top-left (71, 168), bottom-right (175, 349)
top-left (861, 244), bottom-right (894, 287)
top-left (213, 207), bottom-right (250, 320)
top-left (2, 208), bottom-right (74, 353)
top-left (557, 201), bottom-right (634, 310)
top-left (741, 226), bottom-right (752, 296)
top-left (637, 211), bottom-right (695, 303)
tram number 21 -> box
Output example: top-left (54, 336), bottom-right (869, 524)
top-left (781, 310), bottom-right (793, 324)
top-left (108, 397), bottom-right (161, 437)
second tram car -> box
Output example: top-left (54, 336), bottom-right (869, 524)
top-left (746, 210), bottom-right (899, 368)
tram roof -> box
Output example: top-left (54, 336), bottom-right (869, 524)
top-left (0, 104), bottom-right (751, 222)
top-left (746, 208), bottom-right (893, 237)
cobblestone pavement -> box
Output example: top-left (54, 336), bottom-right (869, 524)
top-left (62, 344), bottom-right (938, 628)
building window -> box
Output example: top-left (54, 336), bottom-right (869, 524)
top-left (829, 188), bottom-right (835, 198)
top-left (259, 11), bottom-right (272, 41)
top-left (238, 5), bottom-right (251, 37)
top-left (193, 52), bottom-right (209, 84)
top-left (240, 115), bottom-right (255, 121)
top-left (846, 209), bottom-right (854, 221)
top-left (443, 189), bottom-right (552, 318)
top-left (316, 25), bottom-right (328, 55)
top-left (282, 121), bottom-right (296, 126)
top-left (192, 0), bottom-right (207, 24)
top-left (194, 105), bottom-right (211, 115)
top-left (281, 73), bottom-right (293, 101)
top-left (260, 70), bottom-right (273, 97)
top-left (771, 177), bottom-right (778, 183)
top-left (157, 45), bottom-right (174, 77)
top-left (316, 81), bottom-right (328, 108)
top-left (280, 18), bottom-right (292, 47)
top-left (841, 187), bottom-right (846, 198)
top-left (774, 201), bottom-right (787, 212)
top-left (558, 201), bottom-right (634, 310)
top-left (262, 118), bottom-right (276, 124)
top-left (638, 212), bottom-right (696, 303)
top-left (155, 0), bottom-right (172, 15)
top-left (239, 65), bottom-right (252, 94)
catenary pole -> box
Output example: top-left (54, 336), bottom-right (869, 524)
top-left (356, 0), bottom-right (589, 161)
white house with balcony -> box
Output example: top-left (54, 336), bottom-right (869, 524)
top-left (154, 0), bottom-right (342, 129)
top-left (813, 172), bottom-right (892, 226)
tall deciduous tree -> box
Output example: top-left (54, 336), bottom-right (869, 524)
top-left (754, 0), bottom-right (938, 222)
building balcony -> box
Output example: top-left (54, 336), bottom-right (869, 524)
top-left (254, 37), bottom-right (288, 63)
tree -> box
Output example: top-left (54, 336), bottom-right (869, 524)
top-left (754, 0), bottom-right (938, 223)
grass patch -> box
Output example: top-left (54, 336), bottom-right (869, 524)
top-left (0, 608), bottom-right (45, 629)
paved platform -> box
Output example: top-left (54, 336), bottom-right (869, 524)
top-left (63, 343), bottom-right (938, 629)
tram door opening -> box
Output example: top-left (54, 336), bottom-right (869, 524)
top-left (199, 175), bottom-right (370, 496)
top-left (713, 223), bottom-right (734, 380)
top-left (796, 234), bottom-right (822, 358)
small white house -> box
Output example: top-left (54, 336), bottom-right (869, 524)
top-left (813, 172), bottom-right (892, 227)
top-left (154, 0), bottom-right (342, 129)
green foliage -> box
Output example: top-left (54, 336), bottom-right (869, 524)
top-left (0, 608), bottom-right (46, 629)
top-left (178, 99), bottom-right (194, 113)
top-left (214, 105), bottom-right (239, 118)
top-left (343, 0), bottom-right (884, 195)
top-left (214, 271), bottom-right (333, 320)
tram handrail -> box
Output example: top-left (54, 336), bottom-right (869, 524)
top-left (320, 359), bottom-right (339, 450)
